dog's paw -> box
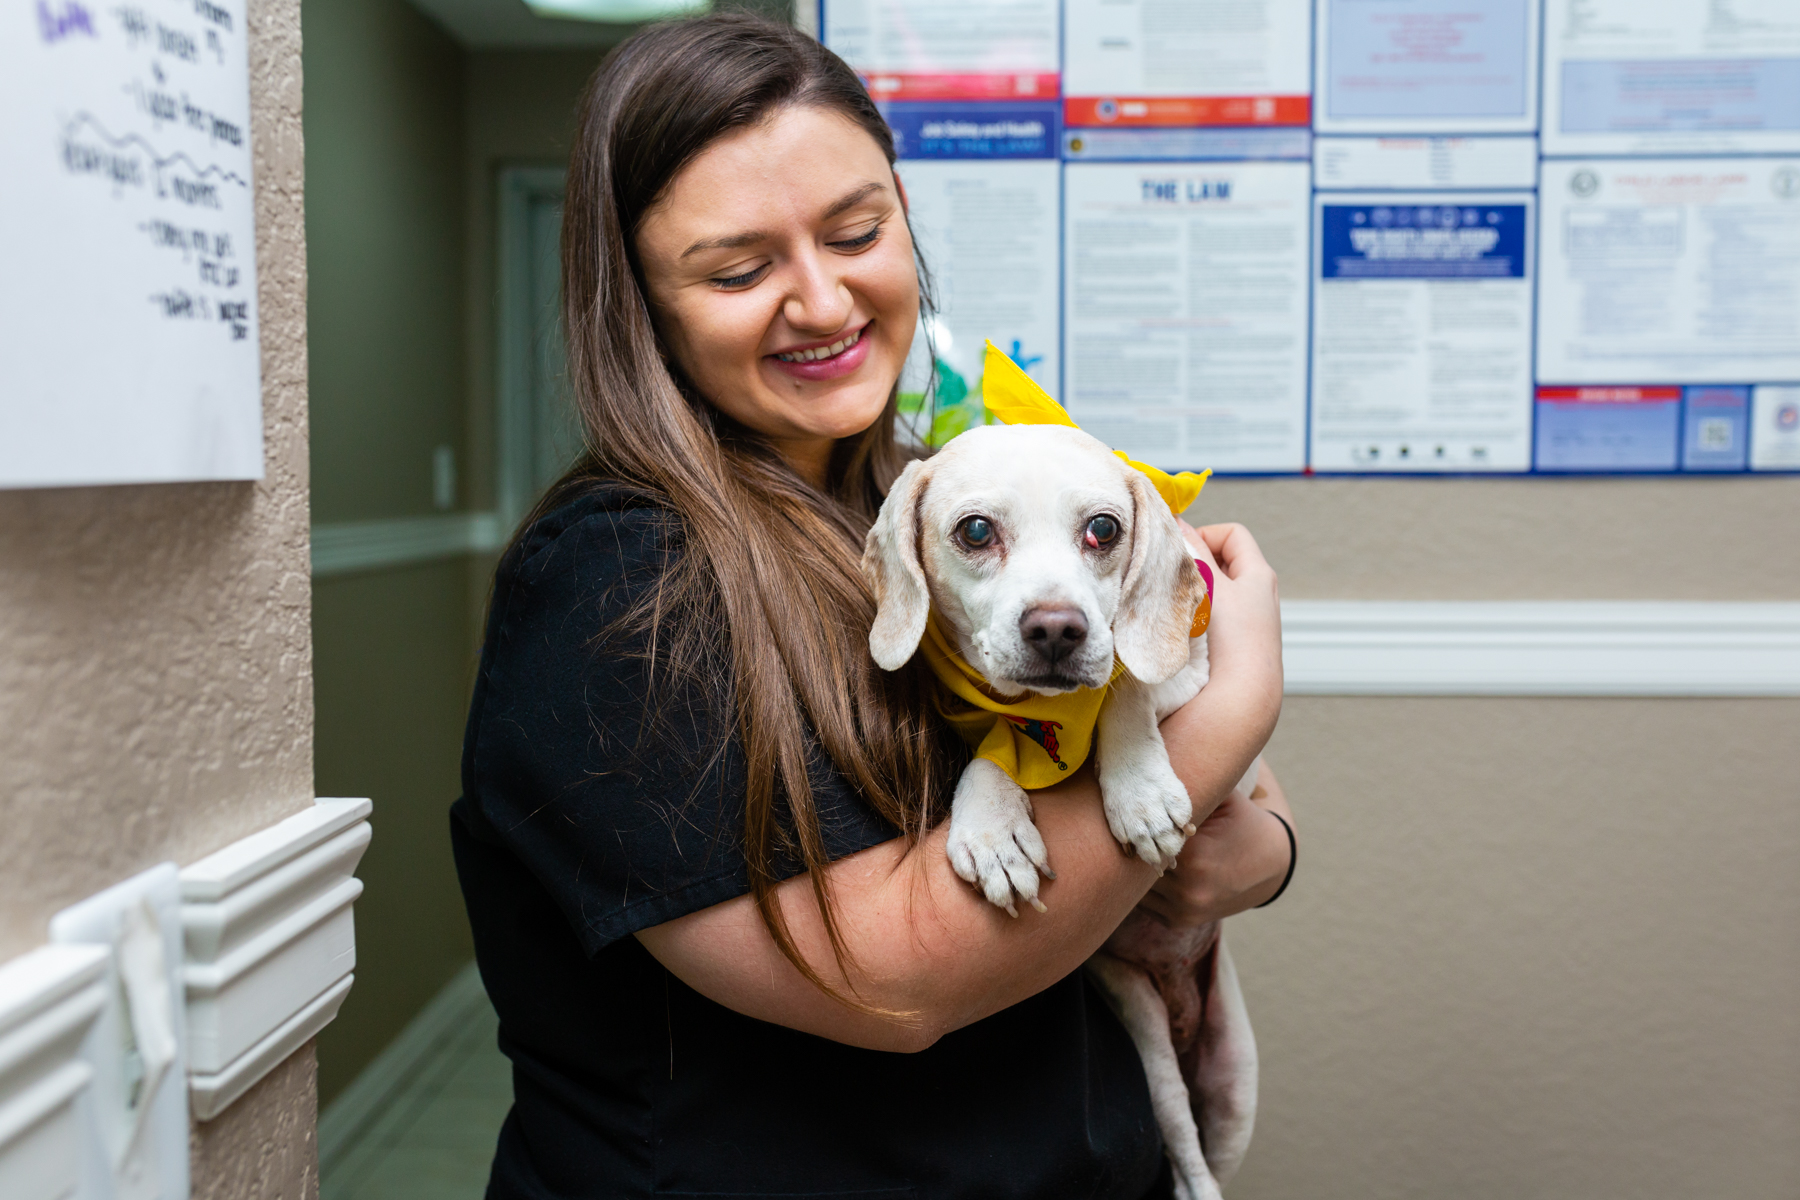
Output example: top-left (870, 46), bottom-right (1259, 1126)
top-left (1100, 757), bottom-right (1195, 869)
top-left (946, 764), bottom-right (1053, 917)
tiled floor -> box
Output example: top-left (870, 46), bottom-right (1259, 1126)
top-left (321, 966), bottom-right (511, 1200)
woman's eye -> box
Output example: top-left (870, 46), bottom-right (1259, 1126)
top-left (958, 516), bottom-right (995, 548)
top-left (829, 223), bottom-right (882, 250)
top-left (710, 264), bottom-right (767, 289)
top-left (1086, 515), bottom-right (1119, 546)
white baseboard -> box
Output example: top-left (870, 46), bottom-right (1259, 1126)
top-left (318, 962), bottom-right (492, 1191)
top-left (1282, 600), bottom-right (1800, 696)
top-left (311, 513), bottom-right (504, 578)
top-left (0, 946), bottom-right (109, 1200)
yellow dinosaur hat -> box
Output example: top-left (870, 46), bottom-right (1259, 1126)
top-left (979, 341), bottom-right (1211, 516)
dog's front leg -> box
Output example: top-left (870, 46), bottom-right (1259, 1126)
top-left (1097, 675), bottom-right (1195, 869)
top-left (946, 759), bottom-right (1053, 917)
top-left (1086, 954), bottom-right (1222, 1200)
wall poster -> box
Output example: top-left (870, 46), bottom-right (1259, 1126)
top-left (821, 0), bottom-right (1800, 476)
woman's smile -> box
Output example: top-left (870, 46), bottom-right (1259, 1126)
top-left (768, 321), bottom-right (872, 380)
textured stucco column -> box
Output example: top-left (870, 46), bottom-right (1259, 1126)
top-left (0, 0), bottom-right (316, 1193)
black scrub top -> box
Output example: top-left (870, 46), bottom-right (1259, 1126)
top-left (451, 485), bottom-right (1169, 1200)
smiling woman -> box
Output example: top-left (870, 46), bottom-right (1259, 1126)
top-left (449, 13), bottom-right (1290, 1200)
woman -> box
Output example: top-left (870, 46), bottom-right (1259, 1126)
top-left (451, 14), bottom-right (1294, 1199)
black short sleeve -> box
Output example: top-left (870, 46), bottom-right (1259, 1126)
top-left (460, 487), bottom-right (899, 955)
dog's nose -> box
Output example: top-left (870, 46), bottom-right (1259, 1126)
top-left (1020, 607), bottom-right (1088, 664)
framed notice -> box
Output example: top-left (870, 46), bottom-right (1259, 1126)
top-left (1, 0), bottom-right (263, 488)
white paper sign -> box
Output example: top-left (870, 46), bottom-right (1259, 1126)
top-left (1, 0), bottom-right (263, 488)
top-left (1542, 0), bottom-right (1800, 157)
top-left (1536, 158), bottom-right (1800, 385)
top-left (1063, 161), bottom-right (1311, 473)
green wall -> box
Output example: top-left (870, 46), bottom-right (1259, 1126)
top-left (305, 0), bottom-right (467, 524)
top-left (303, 0), bottom-right (477, 1105)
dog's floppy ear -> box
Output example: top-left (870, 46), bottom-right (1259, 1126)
top-left (1113, 468), bottom-right (1206, 684)
top-left (862, 458), bottom-right (934, 670)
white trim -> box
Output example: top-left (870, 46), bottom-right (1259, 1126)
top-left (310, 512), bottom-right (503, 577)
top-left (0, 946), bottom-right (108, 1200)
top-left (1282, 601), bottom-right (1800, 696)
top-left (188, 974), bottom-right (355, 1122)
top-left (318, 961), bottom-right (491, 1190)
top-left (180, 798), bottom-right (373, 1120)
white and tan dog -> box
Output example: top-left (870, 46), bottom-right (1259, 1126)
top-left (862, 422), bottom-right (1260, 1200)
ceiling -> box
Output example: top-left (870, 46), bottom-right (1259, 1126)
top-left (405, 0), bottom-right (642, 48)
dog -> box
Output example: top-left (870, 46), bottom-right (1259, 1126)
top-left (862, 421), bottom-right (1261, 1200)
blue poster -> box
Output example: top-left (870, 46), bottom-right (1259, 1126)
top-left (1319, 203), bottom-right (1527, 278)
top-left (1682, 386), bottom-right (1750, 472)
top-left (880, 102), bottom-right (1059, 159)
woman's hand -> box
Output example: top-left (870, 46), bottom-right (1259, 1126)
top-left (1182, 521), bottom-right (1283, 717)
top-left (1138, 761), bottom-right (1296, 928)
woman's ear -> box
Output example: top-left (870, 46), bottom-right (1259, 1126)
top-left (862, 458), bottom-right (933, 670)
top-left (1113, 469), bottom-right (1206, 685)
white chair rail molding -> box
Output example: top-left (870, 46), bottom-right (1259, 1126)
top-left (0, 798), bottom-right (371, 1200)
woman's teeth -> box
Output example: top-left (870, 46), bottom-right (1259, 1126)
top-left (776, 328), bottom-right (861, 363)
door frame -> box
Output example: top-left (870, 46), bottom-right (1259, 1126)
top-left (495, 164), bottom-right (569, 530)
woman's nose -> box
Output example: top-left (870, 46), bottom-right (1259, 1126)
top-left (782, 252), bottom-right (853, 333)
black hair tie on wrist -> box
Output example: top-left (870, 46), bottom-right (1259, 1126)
top-left (1255, 809), bottom-right (1297, 909)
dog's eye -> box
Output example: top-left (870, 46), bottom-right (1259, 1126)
top-left (958, 516), bottom-right (995, 548)
top-left (1086, 515), bottom-right (1119, 547)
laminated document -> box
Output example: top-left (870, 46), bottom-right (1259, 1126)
top-left (896, 158), bottom-right (1061, 444)
top-left (1536, 158), bottom-right (1800, 385)
top-left (1543, 0), bottom-right (1800, 156)
top-left (1315, 0), bottom-right (1538, 134)
top-left (1, 0), bottom-right (263, 487)
top-left (1313, 135), bottom-right (1538, 189)
top-left (1062, 161), bottom-right (1311, 473)
top-left (1310, 194), bottom-right (1535, 471)
top-left (1064, 0), bottom-right (1311, 128)
top-left (1751, 386), bottom-right (1800, 471)
top-left (824, 0), bottom-right (1059, 101)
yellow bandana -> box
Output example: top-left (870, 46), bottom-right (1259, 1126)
top-left (920, 613), bottom-right (1128, 790)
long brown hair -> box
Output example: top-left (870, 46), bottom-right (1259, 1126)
top-left (538, 13), bottom-right (957, 1011)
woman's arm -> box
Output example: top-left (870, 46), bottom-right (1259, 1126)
top-left (636, 522), bottom-right (1284, 1052)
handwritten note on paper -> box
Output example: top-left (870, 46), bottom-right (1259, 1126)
top-left (0, 0), bottom-right (262, 488)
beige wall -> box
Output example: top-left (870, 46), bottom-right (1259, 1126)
top-left (0, 0), bottom-right (318, 1193)
top-left (1199, 475), bottom-right (1800, 1200)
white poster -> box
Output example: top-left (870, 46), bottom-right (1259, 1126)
top-left (1751, 385), bottom-right (1800, 471)
top-left (896, 158), bottom-right (1062, 443)
top-left (824, 0), bottom-right (1059, 101)
top-left (1314, 135), bottom-right (1538, 189)
top-left (1536, 158), bottom-right (1800, 385)
top-left (1, 0), bottom-right (263, 488)
top-left (1542, 0), bottom-right (1800, 157)
top-left (1062, 161), bottom-right (1311, 473)
top-left (1064, 0), bottom-right (1311, 128)
top-left (1310, 193), bottom-right (1535, 470)
top-left (1315, 0), bottom-right (1539, 134)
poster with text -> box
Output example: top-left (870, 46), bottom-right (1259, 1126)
top-left (1310, 194), bottom-right (1535, 470)
top-left (1536, 158), bottom-right (1800, 386)
top-left (1315, 0), bottom-right (1538, 134)
top-left (1063, 0), bottom-right (1311, 129)
top-left (1, 0), bottom-right (263, 488)
top-left (1063, 161), bottom-right (1311, 474)
top-left (824, 0), bottom-right (1060, 101)
top-left (895, 156), bottom-right (1062, 445)
top-left (1542, 0), bottom-right (1800, 157)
